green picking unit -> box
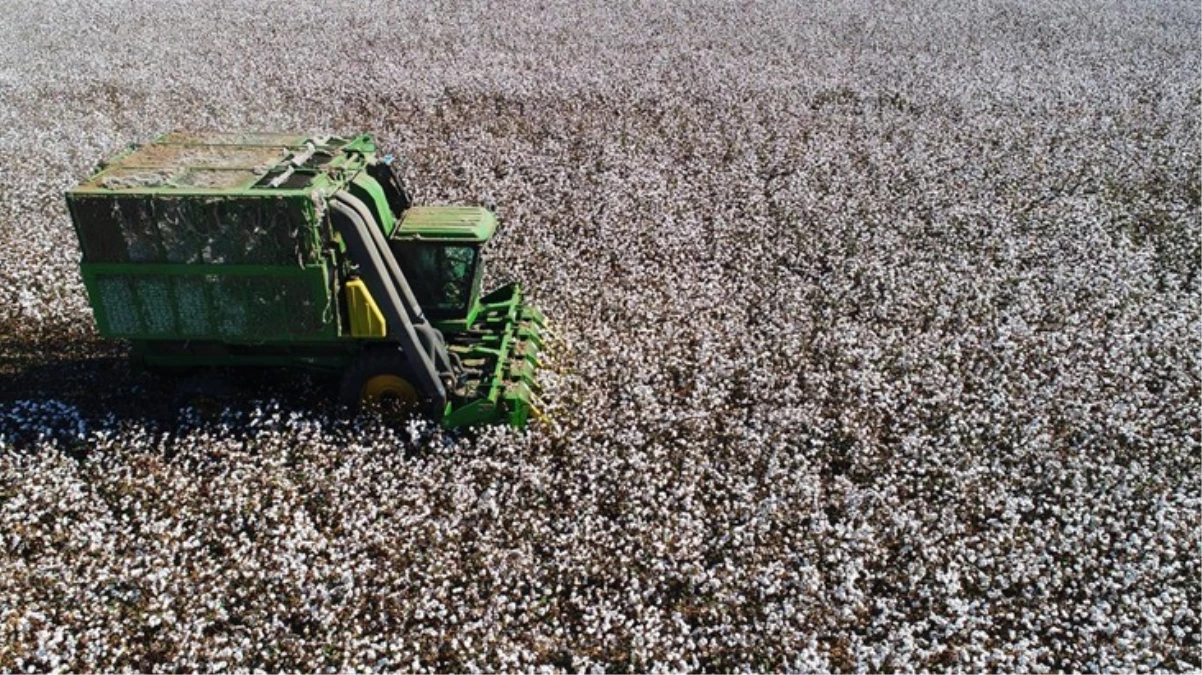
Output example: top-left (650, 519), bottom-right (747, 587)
top-left (66, 132), bottom-right (545, 428)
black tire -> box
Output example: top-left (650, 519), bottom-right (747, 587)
top-left (173, 372), bottom-right (237, 420)
top-left (146, 365), bottom-right (198, 378)
top-left (339, 348), bottom-right (421, 417)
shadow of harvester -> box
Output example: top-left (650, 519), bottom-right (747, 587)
top-left (0, 332), bottom-right (337, 437)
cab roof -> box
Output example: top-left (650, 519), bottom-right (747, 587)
top-left (68, 131), bottom-right (377, 197)
top-left (394, 206), bottom-right (497, 243)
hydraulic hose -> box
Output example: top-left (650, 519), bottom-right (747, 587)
top-left (333, 192), bottom-right (457, 382)
top-left (330, 198), bottom-right (447, 411)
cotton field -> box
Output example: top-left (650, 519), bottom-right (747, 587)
top-left (0, 0), bottom-right (1198, 671)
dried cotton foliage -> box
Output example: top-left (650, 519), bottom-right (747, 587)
top-left (0, 0), bottom-right (1199, 671)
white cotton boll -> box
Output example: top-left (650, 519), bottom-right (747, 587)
top-left (0, 1), bottom-right (1196, 672)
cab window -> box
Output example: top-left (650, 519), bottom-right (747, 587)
top-left (391, 243), bottom-right (478, 318)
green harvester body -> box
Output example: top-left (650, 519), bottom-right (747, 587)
top-left (66, 132), bottom-right (545, 428)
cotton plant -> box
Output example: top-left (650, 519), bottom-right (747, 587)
top-left (0, 0), bottom-right (1198, 671)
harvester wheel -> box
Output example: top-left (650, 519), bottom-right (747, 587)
top-left (174, 373), bottom-right (236, 421)
top-left (340, 349), bottom-right (421, 418)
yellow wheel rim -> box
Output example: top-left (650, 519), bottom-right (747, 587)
top-left (362, 374), bottom-right (419, 406)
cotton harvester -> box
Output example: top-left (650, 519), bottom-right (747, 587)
top-left (66, 132), bottom-right (545, 428)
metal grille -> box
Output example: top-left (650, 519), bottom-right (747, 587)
top-left (70, 195), bottom-right (321, 266)
top-left (85, 266), bottom-right (334, 341)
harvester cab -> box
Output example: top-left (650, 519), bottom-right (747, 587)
top-left (65, 132), bottom-right (546, 429)
top-left (390, 207), bottom-right (493, 320)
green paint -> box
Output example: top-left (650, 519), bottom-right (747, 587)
top-left (350, 173), bottom-right (397, 236)
top-left (440, 283), bottom-right (545, 430)
top-left (70, 132), bottom-right (370, 197)
top-left (80, 261), bottom-right (337, 342)
top-left (68, 131), bottom-right (545, 430)
top-left (394, 206), bottom-right (497, 242)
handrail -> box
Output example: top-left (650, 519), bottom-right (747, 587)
top-left (330, 196), bottom-right (447, 411)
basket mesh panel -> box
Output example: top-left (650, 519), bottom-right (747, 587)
top-left (134, 277), bottom-right (175, 334)
top-left (72, 196), bottom-right (319, 265)
top-left (91, 271), bottom-right (330, 340)
top-left (95, 277), bottom-right (139, 335)
top-left (211, 277), bottom-right (250, 336)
